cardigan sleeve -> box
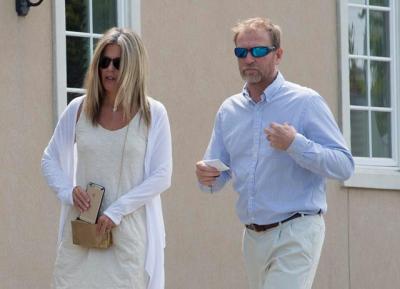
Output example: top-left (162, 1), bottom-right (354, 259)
top-left (41, 97), bottom-right (83, 206)
top-left (104, 101), bottom-right (172, 225)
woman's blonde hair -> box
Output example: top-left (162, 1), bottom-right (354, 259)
top-left (83, 27), bottom-right (151, 126)
top-left (232, 17), bottom-right (281, 49)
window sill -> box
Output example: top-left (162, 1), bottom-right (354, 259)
top-left (344, 166), bottom-right (400, 190)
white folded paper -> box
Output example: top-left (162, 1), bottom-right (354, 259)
top-left (203, 159), bottom-right (230, 171)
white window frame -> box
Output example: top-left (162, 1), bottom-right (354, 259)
top-left (339, 0), bottom-right (400, 189)
top-left (52, 0), bottom-right (141, 123)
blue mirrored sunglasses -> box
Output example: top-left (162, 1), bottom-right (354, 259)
top-left (234, 46), bottom-right (276, 58)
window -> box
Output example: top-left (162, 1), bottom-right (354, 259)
top-left (66, 0), bottom-right (118, 104)
top-left (53, 0), bottom-right (140, 120)
top-left (340, 0), bottom-right (400, 189)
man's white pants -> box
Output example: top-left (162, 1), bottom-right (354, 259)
top-left (243, 214), bottom-right (325, 289)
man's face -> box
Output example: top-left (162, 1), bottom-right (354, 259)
top-left (235, 28), bottom-right (281, 86)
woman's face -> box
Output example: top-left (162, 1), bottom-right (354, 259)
top-left (99, 44), bottom-right (121, 98)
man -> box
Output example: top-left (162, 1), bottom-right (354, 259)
top-left (195, 17), bottom-right (354, 289)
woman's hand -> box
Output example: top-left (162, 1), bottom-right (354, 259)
top-left (96, 215), bottom-right (116, 235)
top-left (72, 186), bottom-right (90, 212)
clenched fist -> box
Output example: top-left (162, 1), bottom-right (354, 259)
top-left (264, 122), bottom-right (296, 151)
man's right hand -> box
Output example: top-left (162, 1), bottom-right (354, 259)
top-left (72, 186), bottom-right (90, 213)
top-left (195, 161), bottom-right (221, 186)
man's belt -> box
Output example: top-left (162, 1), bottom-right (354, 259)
top-left (245, 212), bottom-right (311, 232)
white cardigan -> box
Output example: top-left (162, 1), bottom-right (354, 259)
top-left (41, 95), bottom-right (172, 289)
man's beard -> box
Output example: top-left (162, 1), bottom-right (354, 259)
top-left (241, 68), bottom-right (262, 83)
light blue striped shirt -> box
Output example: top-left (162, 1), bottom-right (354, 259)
top-left (201, 72), bottom-right (354, 225)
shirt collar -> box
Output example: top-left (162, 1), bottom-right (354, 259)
top-left (242, 71), bottom-right (285, 104)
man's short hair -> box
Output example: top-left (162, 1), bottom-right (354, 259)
top-left (232, 17), bottom-right (281, 48)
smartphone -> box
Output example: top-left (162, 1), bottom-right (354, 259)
top-left (78, 182), bottom-right (105, 224)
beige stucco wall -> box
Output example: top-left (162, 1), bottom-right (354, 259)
top-left (0, 1), bottom-right (59, 289)
top-left (2, 1), bottom-right (400, 289)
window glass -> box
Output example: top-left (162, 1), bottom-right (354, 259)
top-left (370, 61), bottom-right (390, 107)
top-left (93, 37), bottom-right (100, 52)
top-left (371, 111), bottom-right (391, 158)
top-left (67, 92), bottom-right (83, 104)
top-left (66, 36), bottom-right (90, 88)
top-left (348, 7), bottom-right (367, 56)
top-left (66, 0), bottom-right (89, 32)
top-left (369, 0), bottom-right (389, 7)
top-left (369, 10), bottom-right (390, 57)
top-left (350, 110), bottom-right (370, 157)
top-left (349, 59), bottom-right (368, 106)
top-left (93, 0), bottom-right (117, 34)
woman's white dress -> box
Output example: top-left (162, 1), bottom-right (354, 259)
top-left (53, 111), bottom-right (149, 289)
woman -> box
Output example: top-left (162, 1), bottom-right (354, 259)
top-left (41, 27), bottom-right (172, 289)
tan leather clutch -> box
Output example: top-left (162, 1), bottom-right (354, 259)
top-left (71, 219), bottom-right (112, 249)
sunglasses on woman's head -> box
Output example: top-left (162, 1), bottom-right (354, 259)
top-left (234, 46), bottom-right (276, 58)
top-left (99, 56), bottom-right (121, 70)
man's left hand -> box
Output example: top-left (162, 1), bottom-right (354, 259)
top-left (264, 122), bottom-right (296, 151)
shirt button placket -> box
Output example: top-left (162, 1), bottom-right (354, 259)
top-left (249, 105), bottom-right (261, 221)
